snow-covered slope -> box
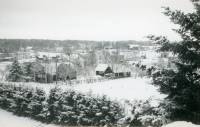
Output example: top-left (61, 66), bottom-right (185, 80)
top-left (162, 121), bottom-right (200, 127)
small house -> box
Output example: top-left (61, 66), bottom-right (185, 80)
top-left (128, 45), bottom-right (140, 50)
top-left (112, 64), bottom-right (131, 78)
top-left (95, 64), bottom-right (112, 76)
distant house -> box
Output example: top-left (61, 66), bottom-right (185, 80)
top-left (36, 56), bottom-right (45, 63)
top-left (37, 52), bottom-right (63, 61)
top-left (104, 46), bottom-right (113, 50)
top-left (26, 47), bottom-right (34, 52)
top-left (95, 64), bottom-right (112, 76)
top-left (112, 64), bottom-right (131, 77)
top-left (128, 45), bottom-right (140, 50)
top-left (119, 50), bottom-right (139, 59)
top-left (16, 52), bottom-right (31, 59)
top-left (141, 46), bottom-right (150, 50)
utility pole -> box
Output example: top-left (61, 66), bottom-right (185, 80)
top-left (121, 60), bottom-right (123, 78)
top-left (55, 55), bottom-right (59, 84)
top-left (67, 53), bottom-right (71, 85)
top-left (43, 55), bottom-right (48, 83)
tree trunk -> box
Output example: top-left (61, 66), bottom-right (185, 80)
top-left (34, 72), bottom-right (36, 82)
top-left (45, 73), bottom-right (47, 83)
top-left (64, 77), bottom-right (66, 82)
top-left (135, 67), bottom-right (137, 79)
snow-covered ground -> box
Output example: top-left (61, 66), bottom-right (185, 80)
top-left (5, 77), bottom-right (166, 102)
top-left (0, 62), bottom-right (12, 70)
top-left (0, 109), bottom-right (59, 127)
top-left (162, 121), bottom-right (200, 127)
top-left (73, 77), bottom-right (165, 101)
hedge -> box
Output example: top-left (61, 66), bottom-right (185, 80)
top-left (0, 83), bottom-right (124, 126)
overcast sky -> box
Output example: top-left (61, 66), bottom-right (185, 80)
top-left (0, 0), bottom-right (195, 41)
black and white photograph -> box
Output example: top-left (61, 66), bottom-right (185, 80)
top-left (0, 0), bottom-right (200, 127)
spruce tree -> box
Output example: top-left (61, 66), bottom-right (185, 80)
top-left (24, 62), bottom-right (34, 77)
top-left (146, 0), bottom-right (200, 123)
top-left (8, 59), bottom-right (23, 82)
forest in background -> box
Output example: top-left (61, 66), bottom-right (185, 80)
top-left (0, 39), bottom-right (152, 53)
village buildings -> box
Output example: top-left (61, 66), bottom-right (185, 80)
top-left (0, 43), bottom-right (179, 82)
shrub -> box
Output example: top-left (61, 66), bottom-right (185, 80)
top-left (46, 87), bottom-right (124, 126)
top-left (27, 87), bottom-right (47, 121)
top-left (118, 97), bottom-right (172, 127)
top-left (0, 83), bottom-right (124, 126)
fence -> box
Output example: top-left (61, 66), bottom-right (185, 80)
top-left (60, 75), bottom-right (132, 86)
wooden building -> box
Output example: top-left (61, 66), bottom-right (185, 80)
top-left (95, 64), bottom-right (112, 76)
top-left (112, 64), bottom-right (131, 78)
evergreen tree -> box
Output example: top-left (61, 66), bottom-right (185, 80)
top-left (145, 0), bottom-right (200, 123)
top-left (24, 62), bottom-right (34, 77)
top-left (8, 59), bottom-right (23, 82)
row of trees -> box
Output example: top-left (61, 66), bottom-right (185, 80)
top-left (4, 59), bottom-right (88, 83)
top-left (0, 38), bottom-right (152, 53)
top-left (6, 60), bottom-right (46, 82)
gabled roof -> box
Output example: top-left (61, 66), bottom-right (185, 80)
top-left (112, 64), bottom-right (130, 73)
top-left (26, 47), bottom-right (33, 50)
top-left (95, 64), bottom-right (109, 71)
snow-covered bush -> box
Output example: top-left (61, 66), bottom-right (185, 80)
top-left (27, 87), bottom-right (46, 120)
top-left (0, 83), bottom-right (124, 126)
top-left (118, 97), bottom-right (172, 127)
top-left (0, 83), bottom-right (47, 119)
top-left (46, 87), bottom-right (124, 126)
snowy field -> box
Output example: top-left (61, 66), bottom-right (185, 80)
top-left (3, 77), bottom-right (166, 102)
top-left (0, 62), bottom-right (12, 70)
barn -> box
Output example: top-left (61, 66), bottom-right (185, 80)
top-left (95, 64), bottom-right (112, 76)
top-left (112, 64), bottom-right (131, 78)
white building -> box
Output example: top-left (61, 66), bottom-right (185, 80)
top-left (128, 44), bottom-right (140, 50)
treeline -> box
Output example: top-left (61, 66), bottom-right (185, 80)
top-left (0, 39), bottom-right (152, 53)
